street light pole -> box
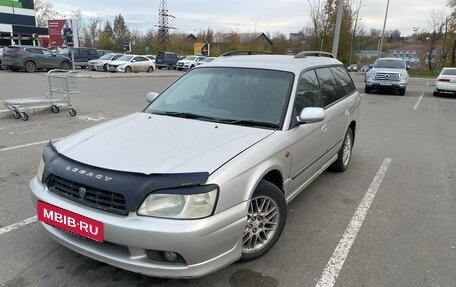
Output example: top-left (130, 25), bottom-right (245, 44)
top-left (378, 0), bottom-right (390, 58)
top-left (332, 0), bottom-right (344, 58)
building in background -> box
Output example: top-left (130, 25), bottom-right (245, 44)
top-left (0, 0), bottom-right (47, 47)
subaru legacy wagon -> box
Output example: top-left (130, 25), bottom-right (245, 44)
top-left (30, 51), bottom-right (361, 278)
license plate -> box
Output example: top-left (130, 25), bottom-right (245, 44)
top-left (380, 82), bottom-right (392, 86)
top-left (37, 201), bottom-right (104, 242)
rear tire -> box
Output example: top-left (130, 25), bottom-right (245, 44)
top-left (240, 180), bottom-right (287, 262)
top-left (147, 66), bottom-right (154, 73)
top-left (329, 128), bottom-right (354, 172)
top-left (103, 64), bottom-right (108, 71)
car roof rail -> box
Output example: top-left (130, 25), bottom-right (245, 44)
top-left (220, 50), bottom-right (273, 57)
top-left (294, 51), bottom-right (335, 59)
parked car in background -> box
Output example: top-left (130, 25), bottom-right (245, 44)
top-left (2, 45), bottom-right (72, 72)
top-left (434, 67), bottom-right (456, 97)
top-left (176, 55), bottom-right (206, 71)
top-left (30, 51), bottom-right (360, 278)
top-left (365, 57), bottom-right (409, 95)
top-left (360, 65), bottom-right (370, 72)
top-left (0, 47), bottom-right (7, 70)
top-left (108, 55), bottom-right (155, 73)
top-left (155, 51), bottom-right (178, 70)
top-left (88, 53), bottom-right (123, 71)
top-left (347, 64), bottom-right (358, 72)
top-left (58, 47), bottom-right (99, 69)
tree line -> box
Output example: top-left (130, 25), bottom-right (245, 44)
top-left (34, 0), bottom-right (456, 71)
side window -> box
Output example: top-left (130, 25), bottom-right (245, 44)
top-left (295, 69), bottom-right (323, 113)
top-left (79, 49), bottom-right (89, 56)
top-left (42, 49), bottom-right (53, 56)
top-left (26, 48), bottom-right (43, 55)
top-left (330, 66), bottom-right (356, 98)
top-left (315, 68), bottom-right (339, 107)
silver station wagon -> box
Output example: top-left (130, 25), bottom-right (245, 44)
top-left (30, 51), bottom-right (361, 278)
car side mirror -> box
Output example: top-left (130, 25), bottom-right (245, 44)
top-left (406, 65), bottom-right (410, 70)
top-left (146, 92), bottom-right (159, 103)
top-left (297, 107), bottom-right (325, 124)
top-left (369, 64), bottom-right (373, 68)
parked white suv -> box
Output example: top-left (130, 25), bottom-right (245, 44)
top-left (30, 51), bottom-right (360, 278)
top-left (176, 55), bottom-right (206, 71)
top-left (365, 57), bottom-right (409, 95)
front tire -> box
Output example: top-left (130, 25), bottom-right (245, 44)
top-left (61, 61), bottom-right (70, 70)
top-left (240, 180), bottom-right (287, 262)
top-left (125, 66), bottom-right (132, 73)
top-left (398, 88), bottom-right (406, 96)
top-left (364, 86), bottom-right (371, 94)
top-left (25, 61), bottom-right (36, 72)
top-left (330, 128), bottom-right (354, 172)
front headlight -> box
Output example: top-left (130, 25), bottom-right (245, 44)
top-left (138, 186), bottom-right (218, 219)
top-left (37, 157), bottom-right (45, 183)
top-left (366, 71), bottom-right (374, 80)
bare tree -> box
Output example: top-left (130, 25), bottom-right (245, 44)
top-left (34, 0), bottom-right (62, 27)
top-left (426, 9), bottom-right (446, 71)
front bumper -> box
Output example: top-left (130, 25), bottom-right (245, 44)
top-left (30, 176), bottom-right (247, 278)
top-left (365, 80), bottom-right (407, 90)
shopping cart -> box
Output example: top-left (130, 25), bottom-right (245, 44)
top-left (3, 69), bottom-right (78, 121)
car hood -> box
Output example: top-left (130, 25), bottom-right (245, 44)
top-left (370, 68), bottom-right (406, 74)
top-left (53, 112), bottom-right (274, 175)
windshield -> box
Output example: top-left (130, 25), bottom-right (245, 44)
top-left (116, 55), bottom-right (133, 62)
top-left (58, 48), bottom-right (71, 55)
top-left (184, 56), bottom-right (196, 60)
top-left (100, 53), bottom-right (115, 60)
top-left (374, 59), bottom-right (405, 69)
top-left (145, 67), bottom-right (294, 129)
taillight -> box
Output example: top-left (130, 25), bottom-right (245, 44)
top-left (438, 78), bottom-right (451, 82)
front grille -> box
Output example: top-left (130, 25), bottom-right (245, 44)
top-left (375, 72), bottom-right (399, 81)
top-left (47, 175), bottom-right (127, 215)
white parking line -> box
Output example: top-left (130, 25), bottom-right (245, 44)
top-left (0, 140), bottom-right (50, 153)
top-left (426, 82), bottom-right (430, 87)
top-left (315, 158), bottom-right (392, 287)
top-left (413, 93), bottom-right (424, 110)
top-left (0, 216), bottom-right (37, 236)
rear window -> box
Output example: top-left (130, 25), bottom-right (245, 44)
top-left (441, 69), bottom-right (456, 76)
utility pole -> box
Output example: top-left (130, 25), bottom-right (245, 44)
top-left (332, 0), bottom-right (344, 58)
top-left (378, 0), bottom-right (390, 58)
top-left (155, 0), bottom-right (176, 47)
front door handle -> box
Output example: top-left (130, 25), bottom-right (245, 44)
top-left (322, 123), bottom-right (328, 133)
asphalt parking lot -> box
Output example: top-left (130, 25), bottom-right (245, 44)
top-left (0, 69), bottom-right (455, 287)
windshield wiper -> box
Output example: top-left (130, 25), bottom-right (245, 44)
top-left (222, 119), bottom-right (279, 129)
top-left (154, 111), bottom-right (219, 121)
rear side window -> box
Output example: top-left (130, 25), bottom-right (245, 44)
top-left (330, 66), bottom-right (356, 97)
top-left (315, 68), bottom-right (339, 107)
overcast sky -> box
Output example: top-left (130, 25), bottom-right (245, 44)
top-left (49, 0), bottom-right (451, 36)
